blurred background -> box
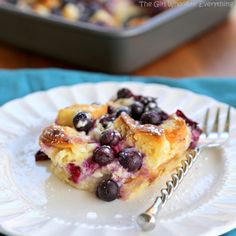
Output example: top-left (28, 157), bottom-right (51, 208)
top-left (0, 0), bottom-right (235, 77)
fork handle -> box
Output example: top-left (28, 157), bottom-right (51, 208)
top-left (136, 148), bottom-right (201, 231)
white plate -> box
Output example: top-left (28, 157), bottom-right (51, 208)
top-left (0, 82), bottom-right (235, 236)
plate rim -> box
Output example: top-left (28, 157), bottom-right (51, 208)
top-left (0, 81), bottom-right (235, 236)
top-left (1, 81), bottom-right (232, 110)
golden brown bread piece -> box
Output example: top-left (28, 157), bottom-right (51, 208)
top-left (56, 104), bottom-right (108, 127)
top-left (40, 125), bottom-right (98, 168)
top-left (40, 125), bottom-right (73, 149)
top-left (114, 113), bottom-right (191, 199)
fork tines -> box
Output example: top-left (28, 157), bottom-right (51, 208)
top-left (203, 106), bottom-right (231, 136)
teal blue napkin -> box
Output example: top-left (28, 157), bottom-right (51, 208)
top-left (0, 69), bottom-right (236, 107)
top-left (0, 69), bottom-right (235, 236)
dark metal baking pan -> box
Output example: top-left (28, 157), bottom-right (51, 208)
top-left (0, 1), bottom-right (234, 74)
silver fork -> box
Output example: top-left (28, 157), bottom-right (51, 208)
top-left (136, 106), bottom-right (231, 232)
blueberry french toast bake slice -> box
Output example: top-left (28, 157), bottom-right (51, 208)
top-left (38, 88), bottom-right (201, 201)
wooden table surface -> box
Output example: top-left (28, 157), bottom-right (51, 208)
top-left (0, 7), bottom-right (236, 78)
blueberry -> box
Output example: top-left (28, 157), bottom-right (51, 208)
top-left (61, 0), bottom-right (76, 6)
top-left (118, 148), bottom-right (143, 172)
top-left (144, 101), bottom-right (158, 112)
top-left (73, 112), bottom-right (93, 133)
top-left (93, 21), bottom-right (109, 27)
top-left (96, 179), bottom-right (119, 201)
top-left (137, 96), bottom-right (158, 112)
top-left (138, 96), bottom-right (157, 105)
top-left (51, 7), bottom-right (61, 15)
top-left (159, 110), bottom-right (169, 121)
top-left (108, 106), bottom-right (115, 114)
top-left (80, 2), bottom-right (100, 21)
top-left (93, 145), bottom-right (115, 166)
top-left (115, 107), bottom-right (131, 118)
top-left (100, 130), bottom-right (121, 146)
top-left (35, 151), bottom-right (50, 161)
top-left (140, 111), bottom-right (162, 125)
top-left (117, 88), bottom-right (133, 99)
top-left (99, 115), bottom-right (115, 129)
top-left (131, 101), bottom-right (144, 120)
